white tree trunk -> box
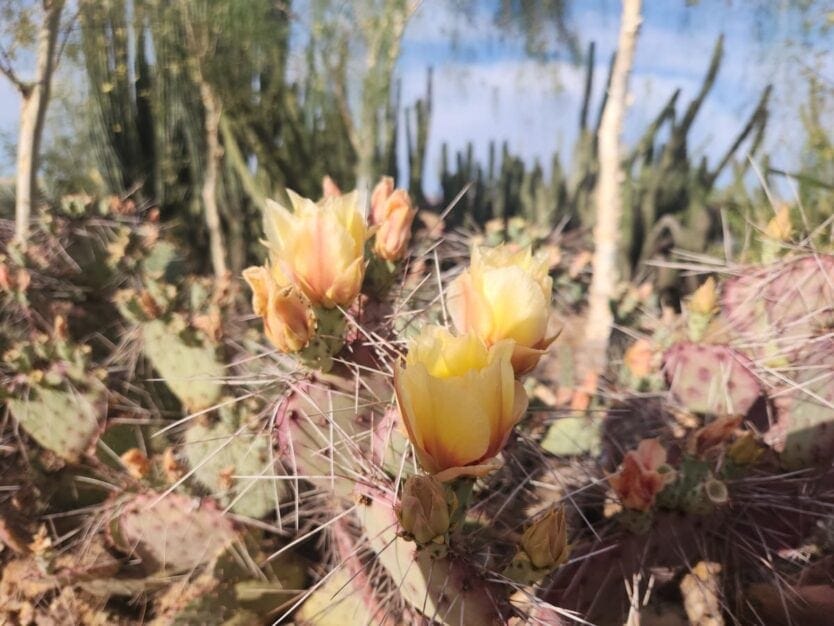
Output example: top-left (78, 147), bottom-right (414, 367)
top-left (13, 0), bottom-right (64, 246)
top-left (581, 0), bottom-right (642, 378)
top-left (198, 79), bottom-right (229, 278)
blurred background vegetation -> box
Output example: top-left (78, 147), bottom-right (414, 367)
top-left (1, 0), bottom-right (833, 281)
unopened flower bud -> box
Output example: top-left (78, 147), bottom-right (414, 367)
top-left (243, 265), bottom-right (316, 353)
top-left (396, 474), bottom-right (456, 545)
top-left (370, 176), bottom-right (395, 225)
top-left (520, 507), bottom-right (569, 570)
top-left (373, 189), bottom-right (417, 262)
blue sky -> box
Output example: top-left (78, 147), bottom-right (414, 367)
top-left (0, 0), bottom-right (829, 197)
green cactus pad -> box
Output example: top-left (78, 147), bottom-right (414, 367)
top-left (767, 339), bottom-right (834, 469)
top-left (356, 486), bottom-right (503, 626)
top-left (295, 569), bottom-right (380, 626)
top-left (664, 342), bottom-right (762, 415)
top-left (141, 319), bottom-right (224, 411)
top-left (8, 380), bottom-right (104, 462)
top-left (184, 406), bottom-right (285, 519)
top-left (110, 492), bottom-right (237, 573)
top-left (277, 379), bottom-right (380, 498)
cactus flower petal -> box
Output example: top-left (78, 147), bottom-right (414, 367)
top-left (263, 190), bottom-right (367, 308)
top-left (394, 326), bottom-right (528, 478)
top-left (448, 245), bottom-right (554, 374)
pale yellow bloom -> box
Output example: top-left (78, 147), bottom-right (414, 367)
top-left (448, 245), bottom-right (555, 374)
top-left (264, 190), bottom-right (367, 308)
top-left (394, 326), bottom-right (528, 480)
top-left (242, 265), bottom-right (316, 353)
top-left (373, 189), bottom-right (417, 261)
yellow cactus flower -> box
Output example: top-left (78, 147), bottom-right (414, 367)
top-left (448, 245), bottom-right (555, 374)
top-left (242, 265), bottom-right (316, 353)
top-left (373, 189), bottom-right (417, 262)
top-left (264, 190), bottom-right (367, 308)
top-left (520, 506), bottom-right (570, 570)
top-left (394, 326), bottom-right (528, 481)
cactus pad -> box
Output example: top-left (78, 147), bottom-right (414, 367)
top-left (184, 406), bottom-right (285, 519)
top-left (141, 319), bottom-right (224, 411)
top-left (110, 492), bottom-right (237, 573)
top-left (8, 380), bottom-right (104, 462)
top-left (766, 339), bottom-right (834, 469)
top-left (664, 342), bottom-right (762, 415)
top-left (722, 255), bottom-right (834, 352)
top-left (356, 486), bottom-right (503, 626)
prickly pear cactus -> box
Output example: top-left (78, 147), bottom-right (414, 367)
top-left (109, 492), bottom-right (237, 573)
top-left (721, 254), bottom-right (834, 354)
top-left (184, 403), bottom-right (285, 518)
top-left (356, 485), bottom-right (505, 626)
top-left (663, 342), bottom-right (762, 415)
top-left (766, 339), bottom-right (834, 469)
top-left (7, 380), bottom-right (103, 462)
top-left (141, 318), bottom-right (224, 411)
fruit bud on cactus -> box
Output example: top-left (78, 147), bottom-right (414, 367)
top-left (394, 326), bottom-right (528, 481)
top-left (448, 245), bottom-right (555, 375)
top-left (263, 189), bottom-right (367, 308)
top-left (372, 189), bottom-right (417, 262)
top-left (727, 431), bottom-right (764, 465)
top-left (520, 506), bottom-right (570, 570)
top-left (242, 265), bottom-right (316, 353)
top-left (686, 277), bottom-right (718, 341)
top-left (687, 277), bottom-right (718, 316)
top-left (609, 439), bottom-right (674, 512)
top-left (369, 175), bottom-right (395, 225)
top-left (764, 205), bottom-right (792, 241)
top-left (396, 474), bottom-right (457, 546)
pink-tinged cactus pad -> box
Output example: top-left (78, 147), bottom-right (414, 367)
top-left (766, 339), bottom-right (834, 469)
top-left (110, 492), bottom-right (237, 573)
top-left (721, 255), bottom-right (834, 352)
top-left (664, 342), bottom-right (762, 416)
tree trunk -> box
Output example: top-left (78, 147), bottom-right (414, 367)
top-left (198, 79), bottom-right (228, 278)
top-left (580, 0), bottom-right (642, 379)
top-left (13, 0), bottom-right (64, 246)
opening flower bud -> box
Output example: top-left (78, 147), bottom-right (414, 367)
top-left (373, 189), bottom-right (417, 262)
top-left (520, 506), bottom-right (569, 570)
top-left (242, 265), bottom-right (316, 353)
top-left (396, 474), bottom-right (456, 545)
top-left (370, 176), bottom-right (395, 225)
top-left (609, 439), bottom-right (674, 512)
